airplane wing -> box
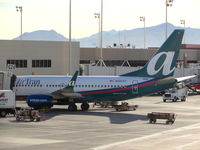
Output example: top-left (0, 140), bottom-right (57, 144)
top-left (176, 75), bottom-right (196, 82)
top-left (50, 71), bottom-right (82, 99)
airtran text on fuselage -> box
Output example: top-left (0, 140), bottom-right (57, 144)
top-left (16, 78), bottom-right (41, 86)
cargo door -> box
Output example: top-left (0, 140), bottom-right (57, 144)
top-left (132, 80), bottom-right (138, 94)
top-left (0, 73), bottom-right (3, 90)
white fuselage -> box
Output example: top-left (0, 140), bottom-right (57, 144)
top-left (15, 75), bottom-right (152, 96)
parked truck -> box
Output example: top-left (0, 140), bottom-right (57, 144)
top-left (163, 88), bottom-right (188, 102)
top-left (0, 90), bottom-right (16, 117)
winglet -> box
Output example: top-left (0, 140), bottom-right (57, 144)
top-left (50, 71), bottom-right (79, 98)
top-left (65, 70), bottom-right (79, 89)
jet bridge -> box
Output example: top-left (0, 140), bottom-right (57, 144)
top-left (0, 71), bottom-right (16, 90)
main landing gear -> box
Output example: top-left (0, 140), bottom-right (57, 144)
top-left (68, 102), bottom-right (89, 111)
top-left (81, 102), bottom-right (89, 111)
top-left (68, 102), bottom-right (77, 111)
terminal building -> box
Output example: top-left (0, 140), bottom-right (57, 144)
top-left (0, 40), bottom-right (80, 75)
top-left (0, 40), bottom-right (200, 76)
top-left (80, 45), bottom-right (200, 67)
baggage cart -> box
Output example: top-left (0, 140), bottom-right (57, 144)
top-left (112, 102), bottom-right (138, 111)
top-left (15, 107), bottom-right (40, 122)
top-left (147, 112), bottom-right (176, 124)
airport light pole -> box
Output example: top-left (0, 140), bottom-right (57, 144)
top-left (69, 0), bottom-right (71, 74)
top-left (16, 6), bottom-right (23, 40)
top-left (140, 16), bottom-right (146, 49)
top-left (100, 0), bottom-right (103, 66)
top-left (180, 19), bottom-right (186, 44)
top-left (96, 0), bottom-right (106, 67)
top-left (165, 0), bottom-right (173, 40)
top-left (94, 13), bottom-right (100, 48)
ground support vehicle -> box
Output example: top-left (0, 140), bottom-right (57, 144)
top-left (147, 112), bottom-right (176, 124)
top-left (0, 90), bottom-right (16, 117)
top-left (112, 102), bottom-right (138, 111)
top-left (15, 107), bottom-right (40, 122)
top-left (163, 88), bottom-right (188, 102)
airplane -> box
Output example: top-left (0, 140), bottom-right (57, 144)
top-left (14, 29), bottom-right (194, 111)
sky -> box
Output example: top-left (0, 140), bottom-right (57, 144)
top-left (0, 0), bottom-right (200, 39)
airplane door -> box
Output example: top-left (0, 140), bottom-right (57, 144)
top-left (132, 80), bottom-right (138, 94)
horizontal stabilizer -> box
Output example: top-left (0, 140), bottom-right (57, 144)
top-left (176, 75), bottom-right (196, 82)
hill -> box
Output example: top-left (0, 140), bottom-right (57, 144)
top-left (13, 23), bottom-right (200, 48)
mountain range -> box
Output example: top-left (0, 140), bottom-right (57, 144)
top-left (13, 23), bottom-right (200, 48)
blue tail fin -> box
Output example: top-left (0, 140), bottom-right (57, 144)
top-left (121, 29), bottom-right (184, 78)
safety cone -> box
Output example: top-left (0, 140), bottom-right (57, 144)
top-left (41, 113), bottom-right (46, 121)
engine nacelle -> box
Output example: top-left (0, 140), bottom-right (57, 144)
top-left (27, 95), bottom-right (53, 108)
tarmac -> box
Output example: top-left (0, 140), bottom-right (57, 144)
top-left (1, 95), bottom-right (200, 150)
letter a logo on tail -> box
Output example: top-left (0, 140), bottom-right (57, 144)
top-left (147, 51), bottom-right (175, 76)
top-left (121, 29), bottom-right (184, 78)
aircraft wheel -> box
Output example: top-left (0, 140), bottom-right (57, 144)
top-left (68, 103), bottom-right (77, 111)
top-left (181, 96), bottom-right (186, 102)
top-left (173, 97), bottom-right (178, 102)
top-left (81, 102), bottom-right (89, 111)
top-left (0, 111), bottom-right (7, 117)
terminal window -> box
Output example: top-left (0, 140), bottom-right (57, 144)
top-left (32, 60), bottom-right (51, 68)
top-left (7, 60), bottom-right (27, 68)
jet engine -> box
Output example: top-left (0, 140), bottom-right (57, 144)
top-left (27, 95), bottom-right (53, 109)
